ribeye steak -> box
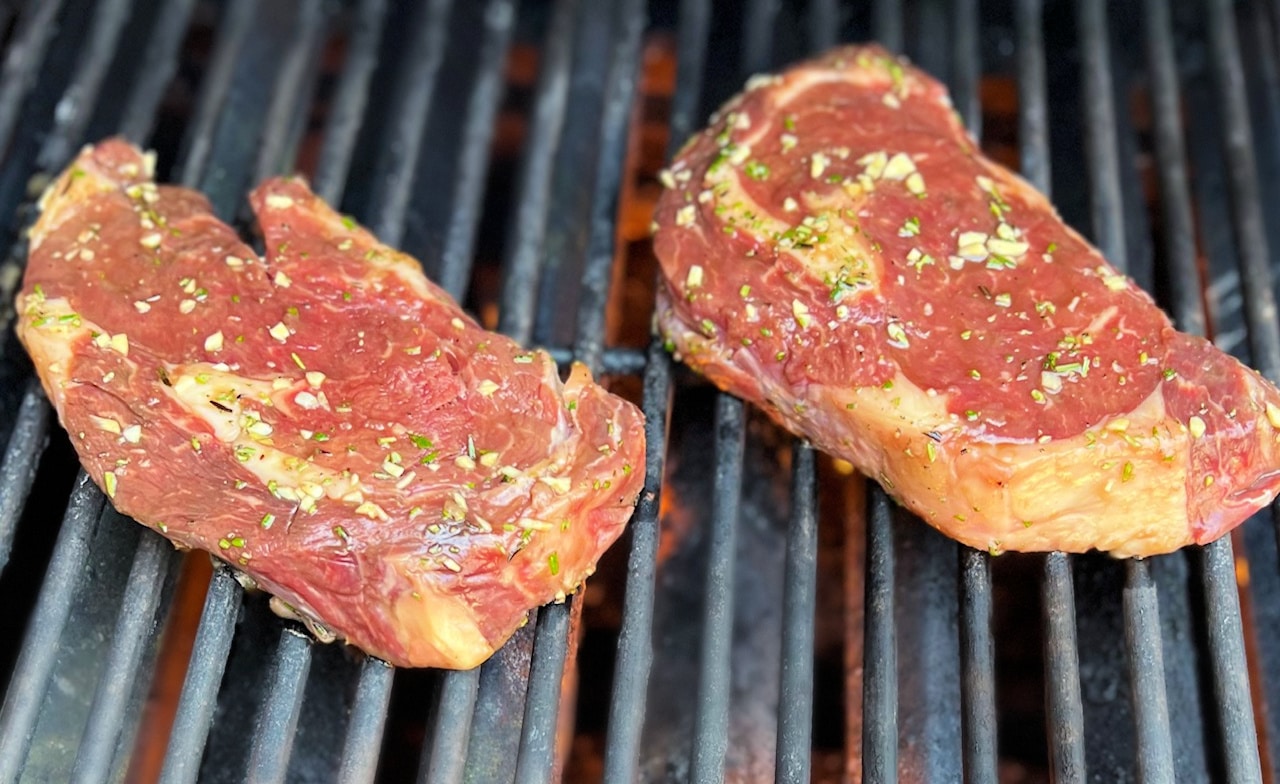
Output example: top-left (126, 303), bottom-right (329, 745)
top-left (652, 45), bottom-right (1280, 557)
top-left (16, 139), bottom-right (645, 668)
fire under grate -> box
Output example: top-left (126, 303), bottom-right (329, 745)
top-left (0, 0), bottom-right (1279, 782)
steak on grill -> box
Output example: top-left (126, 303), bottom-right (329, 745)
top-left (16, 139), bottom-right (645, 669)
top-left (652, 45), bottom-right (1280, 558)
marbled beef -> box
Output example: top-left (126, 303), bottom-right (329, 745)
top-left (652, 45), bottom-right (1280, 557)
top-left (16, 139), bottom-right (645, 668)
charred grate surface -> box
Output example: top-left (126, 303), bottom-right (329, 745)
top-left (0, 0), bottom-right (1278, 782)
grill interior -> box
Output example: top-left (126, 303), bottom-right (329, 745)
top-left (1, 0), bottom-right (1280, 782)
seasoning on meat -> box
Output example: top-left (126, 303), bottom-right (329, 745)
top-left (16, 139), bottom-right (645, 669)
top-left (652, 44), bottom-right (1280, 558)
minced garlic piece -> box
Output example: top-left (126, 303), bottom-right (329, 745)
top-left (1188, 415), bottom-right (1206, 438)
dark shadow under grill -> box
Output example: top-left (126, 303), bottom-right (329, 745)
top-left (1, 0), bottom-right (1279, 782)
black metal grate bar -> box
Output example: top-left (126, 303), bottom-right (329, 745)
top-left (1141, 0), bottom-right (1203, 339)
top-left (1075, 0), bottom-right (1126, 267)
top-left (570, 0), bottom-right (647, 374)
top-left (960, 551), bottom-right (996, 783)
top-left (415, 2), bottom-right (563, 780)
top-left (873, 0), bottom-right (904, 53)
top-left (0, 378), bottom-right (48, 573)
top-left (311, 0), bottom-right (388, 204)
top-left (158, 567), bottom-right (243, 784)
top-left (511, 600), bottom-right (570, 784)
top-left (1122, 560), bottom-right (1175, 780)
top-left (601, 341), bottom-right (675, 784)
top-left (300, 3), bottom-right (397, 778)
top-left (600, 0), bottom-right (708, 777)
top-left (862, 489), bottom-right (898, 782)
top-left (774, 443), bottom-right (818, 783)
top-left (686, 6), bottom-right (768, 778)
top-left (0, 0), bottom-right (243, 772)
top-left (808, 0), bottom-right (840, 52)
top-left (336, 658), bottom-right (394, 784)
top-left (412, 1), bottom-right (616, 780)
top-left (421, 668), bottom-right (481, 784)
top-left (1016, 1), bottom-right (1086, 778)
top-left (154, 3), bottom-right (337, 777)
top-left (241, 7), bottom-right (339, 776)
top-left (547, 344), bottom-right (648, 374)
top-left (0, 0), bottom-right (195, 580)
top-left (1042, 552), bottom-right (1086, 781)
top-left (176, 0), bottom-right (258, 188)
top-left (1015, 0), bottom-right (1050, 193)
top-left (0, 474), bottom-right (105, 782)
top-left (689, 393), bottom-right (746, 783)
top-left (436, 0), bottom-right (516, 299)
top-left (0, 0), bottom-right (68, 158)
top-left (1076, 0), bottom-right (1177, 775)
top-left (1144, 0), bottom-right (1264, 778)
top-left (950, 3), bottom-right (996, 779)
top-left (68, 532), bottom-right (178, 784)
top-left (1205, 0), bottom-right (1280, 385)
top-left (366, 0), bottom-right (452, 246)
top-left (34, 0), bottom-right (136, 172)
top-left (1201, 540), bottom-right (1264, 782)
top-left (514, 0), bottom-right (649, 778)
top-left (770, 14), bottom-right (832, 781)
top-left (0, 0), bottom-right (186, 588)
top-left (495, 0), bottom-right (578, 344)
top-left (118, 0), bottom-right (200, 145)
top-left (952, 0), bottom-right (980, 133)
top-left (246, 631), bottom-right (315, 784)
top-left (252, 0), bottom-right (328, 183)
top-left (743, 0), bottom-right (780, 78)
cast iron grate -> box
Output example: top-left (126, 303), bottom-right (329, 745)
top-left (0, 0), bottom-right (1277, 782)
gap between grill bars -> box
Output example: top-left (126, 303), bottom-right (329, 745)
top-left (0, 1), bottom-right (1278, 782)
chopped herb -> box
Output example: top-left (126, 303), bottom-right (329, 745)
top-left (744, 160), bottom-right (770, 180)
top-left (548, 552), bottom-right (560, 576)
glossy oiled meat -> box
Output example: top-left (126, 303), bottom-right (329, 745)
top-left (652, 45), bottom-right (1280, 557)
top-left (17, 140), bottom-right (644, 668)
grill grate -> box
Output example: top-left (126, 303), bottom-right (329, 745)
top-left (0, 0), bottom-right (1279, 782)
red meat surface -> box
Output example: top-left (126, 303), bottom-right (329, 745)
top-left (17, 139), bottom-right (645, 668)
top-left (652, 45), bottom-right (1280, 557)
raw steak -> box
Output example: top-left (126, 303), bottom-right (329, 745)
top-left (16, 139), bottom-right (645, 669)
top-left (652, 45), bottom-right (1280, 557)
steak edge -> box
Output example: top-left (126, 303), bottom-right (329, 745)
top-left (652, 45), bottom-right (1280, 558)
top-left (16, 139), bottom-right (645, 669)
